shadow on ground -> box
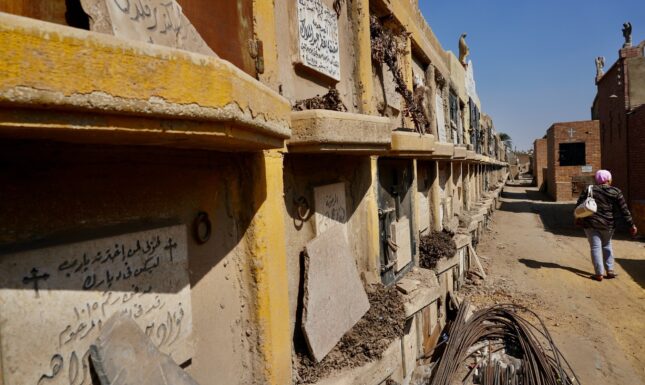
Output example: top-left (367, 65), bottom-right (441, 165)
top-left (518, 258), bottom-right (592, 278)
top-left (499, 185), bottom-right (636, 239)
top-left (615, 258), bottom-right (645, 289)
top-left (499, 186), bottom-right (582, 237)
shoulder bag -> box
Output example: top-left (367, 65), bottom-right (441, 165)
top-left (574, 185), bottom-right (597, 218)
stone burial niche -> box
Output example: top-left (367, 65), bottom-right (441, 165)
top-left (377, 158), bottom-right (416, 286)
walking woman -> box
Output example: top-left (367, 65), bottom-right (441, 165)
top-left (576, 170), bottom-right (637, 281)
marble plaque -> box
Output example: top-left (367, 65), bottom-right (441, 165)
top-left (0, 225), bottom-right (193, 385)
top-left (314, 182), bottom-right (347, 235)
top-left (436, 92), bottom-right (447, 143)
top-left (81, 0), bottom-right (216, 56)
top-left (296, 0), bottom-right (341, 80)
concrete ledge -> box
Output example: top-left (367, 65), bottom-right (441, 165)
top-left (0, 13), bottom-right (290, 150)
top-left (389, 131), bottom-right (435, 155)
top-left (466, 150), bottom-right (477, 160)
top-left (453, 145), bottom-right (467, 159)
top-left (460, 212), bottom-right (484, 232)
top-left (313, 340), bottom-right (403, 385)
top-left (453, 233), bottom-right (471, 249)
top-left (288, 110), bottom-right (391, 153)
top-left (399, 269), bottom-right (441, 318)
top-left (434, 253), bottom-right (459, 274)
top-left (430, 142), bottom-right (454, 158)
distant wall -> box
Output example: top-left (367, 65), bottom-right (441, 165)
top-left (533, 139), bottom-right (547, 189)
top-left (546, 121), bottom-right (600, 201)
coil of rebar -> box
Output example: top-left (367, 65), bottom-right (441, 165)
top-left (428, 302), bottom-right (579, 385)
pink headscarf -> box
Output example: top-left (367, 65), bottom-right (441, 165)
top-left (595, 169), bottom-right (612, 184)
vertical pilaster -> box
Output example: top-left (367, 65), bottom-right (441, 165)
top-left (411, 159), bottom-right (420, 256)
top-left (249, 150), bottom-right (291, 385)
top-left (352, 0), bottom-right (376, 114)
top-left (253, 0), bottom-right (280, 91)
top-left (365, 155), bottom-right (381, 283)
top-left (431, 161), bottom-right (442, 232)
top-left (447, 161), bottom-right (455, 217)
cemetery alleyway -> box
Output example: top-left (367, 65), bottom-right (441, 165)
top-left (471, 182), bottom-right (645, 385)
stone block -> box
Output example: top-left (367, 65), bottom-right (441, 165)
top-left (396, 278), bottom-right (420, 295)
top-left (400, 270), bottom-right (441, 318)
top-left (391, 217), bottom-right (413, 272)
top-left (302, 224), bottom-right (370, 362)
top-left (90, 312), bottom-right (199, 385)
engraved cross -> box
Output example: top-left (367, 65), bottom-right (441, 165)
top-left (22, 267), bottom-right (50, 297)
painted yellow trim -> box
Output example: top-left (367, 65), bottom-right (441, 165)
top-left (353, 0), bottom-right (376, 115)
top-left (253, 0), bottom-right (280, 91)
top-left (0, 12), bottom-right (290, 135)
top-left (249, 150), bottom-right (292, 385)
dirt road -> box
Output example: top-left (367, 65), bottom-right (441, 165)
top-left (472, 181), bottom-right (645, 385)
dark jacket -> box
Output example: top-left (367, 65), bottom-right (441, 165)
top-left (576, 184), bottom-right (634, 230)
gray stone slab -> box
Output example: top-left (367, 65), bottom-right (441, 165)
top-left (0, 225), bottom-right (193, 385)
top-left (91, 312), bottom-right (199, 385)
top-left (391, 217), bottom-right (412, 272)
top-left (302, 224), bottom-right (370, 362)
top-left (81, 0), bottom-right (216, 56)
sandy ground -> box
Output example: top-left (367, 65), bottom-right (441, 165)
top-left (472, 181), bottom-right (645, 385)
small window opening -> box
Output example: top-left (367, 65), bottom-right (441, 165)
top-left (559, 142), bottom-right (586, 166)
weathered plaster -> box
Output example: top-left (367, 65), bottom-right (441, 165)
top-left (0, 12), bottom-right (291, 140)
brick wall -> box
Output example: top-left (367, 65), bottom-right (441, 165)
top-left (596, 47), bottom-right (645, 205)
top-left (533, 138), bottom-right (547, 189)
top-left (628, 105), bottom-right (645, 205)
top-left (596, 56), bottom-right (629, 202)
top-left (546, 120), bottom-right (601, 201)
top-left (632, 201), bottom-right (645, 233)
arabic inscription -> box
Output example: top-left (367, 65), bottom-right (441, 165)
top-left (0, 225), bottom-right (193, 385)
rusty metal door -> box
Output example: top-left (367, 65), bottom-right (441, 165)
top-left (377, 158), bottom-right (416, 285)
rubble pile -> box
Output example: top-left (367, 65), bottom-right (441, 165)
top-left (293, 87), bottom-right (348, 112)
top-left (294, 284), bottom-right (406, 384)
top-left (418, 231), bottom-right (457, 269)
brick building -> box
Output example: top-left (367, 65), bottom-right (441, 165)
top-left (533, 138), bottom-right (547, 190)
top-left (546, 120), bottom-right (601, 201)
top-left (592, 35), bottom-right (645, 229)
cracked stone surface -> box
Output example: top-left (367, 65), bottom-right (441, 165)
top-left (90, 313), bottom-right (199, 385)
top-left (302, 224), bottom-right (370, 362)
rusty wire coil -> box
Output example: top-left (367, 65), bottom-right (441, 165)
top-left (428, 302), bottom-right (579, 385)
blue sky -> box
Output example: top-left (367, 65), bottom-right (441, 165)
top-left (420, 0), bottom-right (645, 151)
